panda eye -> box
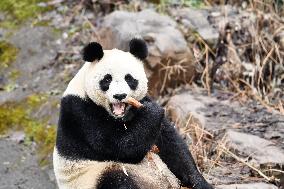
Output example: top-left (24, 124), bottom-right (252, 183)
top-left (99, 74), bottom-right (112, 91)
top-left (125, 74), bottom-right (138, 90)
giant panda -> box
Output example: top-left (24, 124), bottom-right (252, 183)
top-left (53, 38), bottom-right (213, 189)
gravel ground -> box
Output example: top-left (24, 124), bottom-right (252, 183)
top-left (0, 138), bottom-right (56, 189)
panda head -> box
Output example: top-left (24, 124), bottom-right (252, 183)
top-left (82, 38), bottom-right (148, 118)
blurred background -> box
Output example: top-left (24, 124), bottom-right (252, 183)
top-left (0, 0), bottom-right (283, 188)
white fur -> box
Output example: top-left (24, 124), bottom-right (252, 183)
top-left (85, 49), bottom-right (148, 115)
top-left (63, 62), bottom-right (90, 98)
top-left (53, 147), bottom-right (180, 189)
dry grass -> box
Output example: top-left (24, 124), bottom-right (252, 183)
top-left (158, 57), bottom-right (189, 93)
top-left (188, 0), bottom-right (284, 114)
top-left (179, 114), bottom-right (214, 170)
top-left (182, 117), bottom-right (282, 185)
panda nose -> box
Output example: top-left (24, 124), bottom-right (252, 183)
top-left (113, 93), bottom-right (127, 101)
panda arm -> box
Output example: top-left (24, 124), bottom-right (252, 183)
top-left (115, 101), bottom-right (164, 162)
top-left (156, 117), bottom-right (212, 189)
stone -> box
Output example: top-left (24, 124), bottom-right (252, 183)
top-left (10, 26), bottom-right (59, 76)
top-left (98, 10), bottom-right (195, 95)
top-left (166, 90), bottom-right (216, 129)
top-left (9, 131), bottom-right (25, 143)
top-left (216, 183), bottom-right (278, 189)
top-left (226, 130), bottom-right (284, 166)
top-left (264, 122), bottom-right (284, 140)
top-left (206, 163), bottom-right (251, 185)
top-left (170, 7), bottom-right (219, 44)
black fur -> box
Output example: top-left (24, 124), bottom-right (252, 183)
top-left (129, 38), bottom-right (148, 60)
top-left (82, 42), bottom-right (104, 62)
top-left (125, 74), bottom-right (138, 90)
top-left (99, 74), bottom-right (112, 91)
top-left (97, 169), bottom-right (139, 189)
top-left (56, 95), bottom-right (163, 163)
top-left (56, 95), bottom-right (212, 189)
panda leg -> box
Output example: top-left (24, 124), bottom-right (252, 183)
top-left (97, 169), bottom-right (139, 189)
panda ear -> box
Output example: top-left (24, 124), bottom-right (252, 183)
top-left (129, 38), bottom-right (148, 60)
top-left (82, 42), bottom-right (104, 62)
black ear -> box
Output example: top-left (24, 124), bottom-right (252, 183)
top-left (82, 42), bottom-right (104, 62)
top-left (129, 38), bottom-right (148, 60)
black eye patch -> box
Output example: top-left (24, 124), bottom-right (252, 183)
top-left (125, 74), bottom-right (138, 90)
top-left (99, 74), bottom-right (112, 91)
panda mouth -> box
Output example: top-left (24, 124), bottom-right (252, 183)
top-left (110, 102), bottom-right (127, 117)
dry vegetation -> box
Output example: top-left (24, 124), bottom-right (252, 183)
top-left (186, 0), bottom-right (284, 115)
top-left (184, 115), bottom-right (282, 184)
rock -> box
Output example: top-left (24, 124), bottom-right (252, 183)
top-left (0, 138), bottom-right (56, 189)
top-left (226, 130), bottom-right (284, 166)
top-left (99, 9), bottom-right (186, 56)
top-left (264, 121), bottom-right (284, 140)
top-left (0, 26), bottom-right (62, 104)
top-left (9, 131), bottom-right (25, 143)
top-left (10, 26), bottom-right (59, 77)
top-left (170, 7), bottom-right (219, 44)
top-left (216, 183), bottom-right (278, 189)
top-left (166, 90), bottom-right (216, 129)
top-left (166, 90), bottom-right (219, 145)
top-left (98, 10), bottom-right (195, 95)
top-left (206, 163), bottom-right (251, 185)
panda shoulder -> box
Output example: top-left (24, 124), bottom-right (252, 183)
top-left (63, 62), bottom-right (90, 98)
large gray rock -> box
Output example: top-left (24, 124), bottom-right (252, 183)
top-left (166, 89), bottom-right (217, 130)
top-left (99, 9), bottom-right (187, 56)
top-left (0, 138), bottom-right (56, 189)
top-left (10, 27), bottom-right (59, 75)
top-left (98, 10), bottom-right (195, 95)
top-left (170, 7), bottom-right (219, 43)
top-left (226, 130), bottom-right (284, 166)
top-left (216, 183), bottom-right (278, 189)
top-left (101, 10), bottom-right (187, 53)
